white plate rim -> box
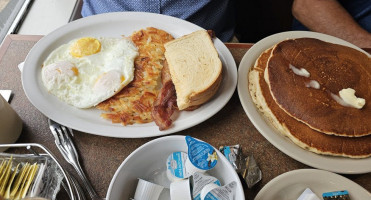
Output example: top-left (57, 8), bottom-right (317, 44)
top-left (106, 135), bottom-right (245, 199)
top-left (255, 169), bottom-right (371, 200)
top-left (21, 12), bottom-right (237, 138)
top-left (237, 31), bottom-right (371, 174)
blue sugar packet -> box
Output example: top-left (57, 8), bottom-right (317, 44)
top-left (323, 190), bottom-right (351, 200)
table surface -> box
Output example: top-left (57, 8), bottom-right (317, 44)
top-left (0, 34), bottom-right (370, 200)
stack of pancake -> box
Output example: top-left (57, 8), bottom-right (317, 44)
top-left (248, 38), bottom-right (371, 158)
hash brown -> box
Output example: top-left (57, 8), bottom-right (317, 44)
top-left (97, 27), bottom-right (174, 125)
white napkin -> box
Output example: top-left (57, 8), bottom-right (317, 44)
top-left (297, 188), bottom-right (320, 200)
top-left (18, 61), bottom-right (24, 72)
top-left (0, 90), bottom-right (11, 102)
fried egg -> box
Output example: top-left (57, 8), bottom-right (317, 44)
top-left (42, 37), bottom-right (138, 108)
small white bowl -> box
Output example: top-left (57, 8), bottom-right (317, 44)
top-left (106, 135), bottom-right (245, 200)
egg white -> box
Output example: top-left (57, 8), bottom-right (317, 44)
top-left (42, 37), bottom-right (138, 108)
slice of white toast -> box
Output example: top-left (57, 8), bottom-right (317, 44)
top-left (164, 30), bottom-right (222, 110)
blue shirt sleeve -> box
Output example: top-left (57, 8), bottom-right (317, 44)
top-left (81, 0), bottom-right (236, 42)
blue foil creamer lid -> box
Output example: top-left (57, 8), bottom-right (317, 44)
top-left (186, 136), bottom-right (218, 170)
top-left (166, 151), bottom-right (189, 181)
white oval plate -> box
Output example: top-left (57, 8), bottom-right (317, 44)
top-left (237, 31), bottom-right (371, 174)
top-left (255, 169), bottom-right (371, 200)
top-left (22, 12), bottom-right (237, 138)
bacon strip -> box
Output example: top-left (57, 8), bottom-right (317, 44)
top-left (152, 61), bottom-right (178, 130)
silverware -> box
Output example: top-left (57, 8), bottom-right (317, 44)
top-left (60, 170), bottom-right (87, 200)
top-left (65, 173), bottom-right (87, 200)
top-left (48, 119), bottom-right (103, 200)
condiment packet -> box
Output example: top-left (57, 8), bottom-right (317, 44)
top-left (0, 153), bottom-right (64, 200)
top-left (133, 178), bottom-right (164, 200)
top-left (166, 151), bottom-right (190, 182)
top-left (200, 181), bottom-right (237, 200)
top-left (322, 190), bottom-right (351, 200)
top-left (190, 172), bottom-right (221, 200)
top-left (186, 136), bottom-right (218, 174)
top-left (219, 145), bottom-right (241, 170)
top-left (219, 145), bottom-right (262, 188)
top-left (241, 154), bottom-right (261, 188)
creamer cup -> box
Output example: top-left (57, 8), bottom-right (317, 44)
top-left (200, 181), bottom-right (237, 200)
top-left (170, 179), bottom-right (192, 200)
top-left (133, 178), bottom-right (164, 200)
top-left (185, 136), bottom-right (217, 175)
top-left (158, 188), bottom-right (170, 200)
top-left (191, 172), bottom-right (221, 200)
top-left (166, 151), bottom-right (190, 182)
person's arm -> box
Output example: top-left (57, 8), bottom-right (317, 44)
top-left (292, 0), bottom-right (371, 48)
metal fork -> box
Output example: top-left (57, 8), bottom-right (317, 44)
top-left (48, 119), bottom-right (103, 200)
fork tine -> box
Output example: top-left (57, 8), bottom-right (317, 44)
top-left (47, 118), bottom-right (101, 199)
top-left (56, 126), bottom-right (67, 145)
top-left (60, 126), bottom-right (79, 156)
top-left (61, 126), bottom-right (72, 141)
top-left (50, 126), bottom-right (62, 145)
top-left (65, 126), bottom-right (74, 137)
top-left (54, 130), bottom-right (71, 158)
top-left (50, 122), bottom-right (72, 158)
top-left (48, 119), bottom-right (62, 143)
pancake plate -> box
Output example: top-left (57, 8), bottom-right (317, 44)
top-left (267, 38), bottom-right (371, 137)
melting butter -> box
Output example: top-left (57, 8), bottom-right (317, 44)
top-left (305, 80), bottom-right (320, 89)
top-left (339, 88), bottom-right (365, 109)
top-left (331, 88), bottom-right (365, 109)
top-left (289, 64), bottom-right (310, 77)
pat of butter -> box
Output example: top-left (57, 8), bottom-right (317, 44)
top-left (305, 80), bottom-right (320, 89)
top-left (289, 64), bottom-right (310, 77)
top-left (339, 88), bottom-right (365, 109)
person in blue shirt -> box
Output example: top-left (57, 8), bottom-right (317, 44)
top-left (81, 0), bottom-right (236, 42)
top-left (292, 0), bottom-right (371, 48)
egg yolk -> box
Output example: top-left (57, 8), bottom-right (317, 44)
top-left (71, 66), bottom-right (79, 76)
top-left (70, 37), bottom-right (101, 58)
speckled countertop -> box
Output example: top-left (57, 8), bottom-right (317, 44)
top-left (0, 35), bottom-right (370, 200)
